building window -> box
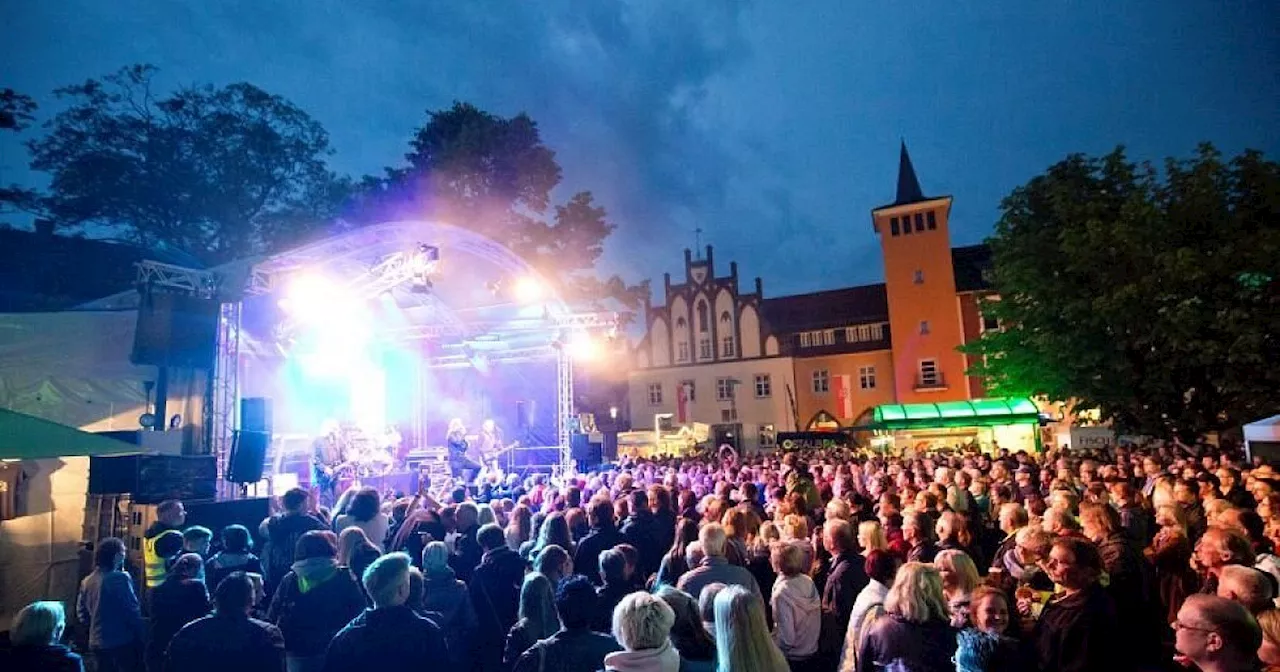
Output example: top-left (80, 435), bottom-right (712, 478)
top-left (890, 217), bottom-right (900, 236)
top-left (721, 336), bottom-right (735, 357)
top-left (919, 359), bottom-right (939, 386)
top-left (913, 269), bottom-right (925, 284)
top-left (679, 380), bottom-right (696, 402)
top-left (699, 338), bottom-right (712, 359)
top-left (914, 213), bottom-right (925, 232)
top-left (676, 316), bottom-right (686, 329)
top-left (812, 369), bottom-right (830, 394)
top-left (902, 218), bottom-right (912, 235)
top-left (716, 377), bottom-right (735, 401)
top-left (647, 383), bottom-right (663, 405)
top-left (859, 366), bottom-right (876, 390)
top-left (926, 211), bottom-right (937, 230)
top-left (919, 320), bottom-right (930, 335)
top-left (677, 342), bottom-right (690, 362)
top-left (982, 314), bottom-right (1000, 332)
top-left (720, 310), bottom-right (732, 324)
top-left (721, 408), bottom-right (738, 422)
top-left (799, 330), bottom-right (836, 348)
top-left (759, 424), bottom-right (776, 447)
top-left (754, 374), bottom-right (772, 398)
top-left (845, 323), bottom-right (886, 343)
top-left (697, 301), bottom-right (709, 332)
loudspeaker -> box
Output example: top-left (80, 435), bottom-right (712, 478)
top-left (602, 431), bottom-right (618, 462)
top-left (131, 291), bottom-right (220, 369)
top-left (516, 400), bottom-right (536, 430)
top-left (240, 398), bottom-right (273, 433)
top-left (226, 431), bottom-right (270, 483)
top-left (89, 454), bottom-right (217, 503)
top-left (570, 433), bottom-right (601, 469)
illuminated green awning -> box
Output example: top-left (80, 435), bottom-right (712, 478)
top-left (870, 397), bottom-right (1041, 430)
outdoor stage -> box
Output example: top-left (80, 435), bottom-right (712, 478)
top-left (97, 220), bottom-right (619, 493)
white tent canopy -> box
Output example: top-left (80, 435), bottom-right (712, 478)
top-left (1245, 415), bottom-right (1280, 443)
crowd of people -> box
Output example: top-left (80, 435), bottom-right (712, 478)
top-left (9, 436), bottom-right (1280, 672)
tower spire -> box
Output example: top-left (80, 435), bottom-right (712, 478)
top-left (895, 140), bottom-right (925, 206)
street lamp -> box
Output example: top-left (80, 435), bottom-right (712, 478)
top-left (609, 406), bottom-right (618, 421)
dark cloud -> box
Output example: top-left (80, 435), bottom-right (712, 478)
top-left (3, 0), bottom-right (1278, 298)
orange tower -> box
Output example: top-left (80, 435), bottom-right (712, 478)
top-left (871, 142), bottom-right (969, 403)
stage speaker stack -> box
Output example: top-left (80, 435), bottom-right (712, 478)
top-left (89, 454), bottom-right (217, 503)
top-left (130, 290), bottom-right (220, 370)
top-left (570, 433), bottom-right (602, 470)
top-left (227, 397), bottom-right (272, 484)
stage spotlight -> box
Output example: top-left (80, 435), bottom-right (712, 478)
top-left (514, 276), bottom-right (546, 304)
top-left (280, 274), bottom-right (337, 323)
top-left (566, 332), bottom-right (601, 361)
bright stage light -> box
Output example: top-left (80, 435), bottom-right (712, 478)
top-left (566, 332), bottom-right (601, 361)
top-left (514, 276), bottom-right (546, 304)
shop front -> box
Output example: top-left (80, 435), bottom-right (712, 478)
top-left (865, 397), bottom-right (1043, 455)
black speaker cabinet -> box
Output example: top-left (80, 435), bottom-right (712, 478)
top-left (131, 291), bottom-right (220, 369)
top-left (226, 430), bottom-right (270, 483)
top-left (240, 397), bottom-right (273, 433)
top-left (89, 454), bottom-right (217, 503)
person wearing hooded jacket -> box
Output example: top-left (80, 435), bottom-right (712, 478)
top-left (267, 531), bottom-right (367, 672)
top-left (771, 541), bottom-right (821, 670)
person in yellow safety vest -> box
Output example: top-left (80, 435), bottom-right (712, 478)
top-left (143, 499), bottom-right (187, 588)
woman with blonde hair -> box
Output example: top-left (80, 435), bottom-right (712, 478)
top-left (605, 592), bottom-right (680, 672)
top-left (934, 549), bottom-right (980, 628)
top-left (713, 585), bottom-right (790, 672)
top-left (1257, 608), bottom-right (1280, 671)
top-left (504, 572), bottom-right (561, 669)
top-left (336, 526), bottom-right (381, 588)
top-left (855, 562), bottom-right (957, 672)
top-left (857, 521), bottom-right (887, 555)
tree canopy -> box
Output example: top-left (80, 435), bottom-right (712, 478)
top-left (25, 65), bottom-right (348, 264)
top-left (967, 144), bottom-right (1280, 438)
top-left (1, 88), bottom-right (41, 218)
top-left (351, 101), bottom-right (648, 312)
top-left (20, 69), bottom-right (645, 311)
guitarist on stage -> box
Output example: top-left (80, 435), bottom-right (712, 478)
top-left (311, 421), bottom-right (347, 507)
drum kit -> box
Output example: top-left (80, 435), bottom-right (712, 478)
top-left (330, 423), bottom-right (400, 479)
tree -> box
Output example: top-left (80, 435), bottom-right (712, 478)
top-left (353, 101), bottom-right (648, 313)
top-left (1, 88), bottom-right (42, 219)
top-left (967, 144), bottom-right (1280, 438)
top-left (26, 64), bottom-right (348, 264)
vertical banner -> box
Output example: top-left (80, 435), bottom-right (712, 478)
top-left (836, 374), bottom-right (854, 419)
top-left (677, 383), bottom-right (689, 424)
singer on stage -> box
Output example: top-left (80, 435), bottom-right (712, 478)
top-left (447, 418), bottom-right (481, 482)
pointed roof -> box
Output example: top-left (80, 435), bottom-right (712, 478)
top-left (894, 140), bottom-right (925, 206)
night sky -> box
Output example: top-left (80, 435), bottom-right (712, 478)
top-left (3, 1), bottom-right (1277, 297)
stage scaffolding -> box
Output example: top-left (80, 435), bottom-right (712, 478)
top-left (132, 222), bottom-right (618, 487)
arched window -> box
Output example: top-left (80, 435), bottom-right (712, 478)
top-left (697, 301), bottom-right (709, 332)
top-left (675, 316), bottom-right (687, 329)
top-left (720, 310), bottom-right (731, 324)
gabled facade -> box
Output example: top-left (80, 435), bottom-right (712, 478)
top-left (627, 143), bottom-right (995, 450)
